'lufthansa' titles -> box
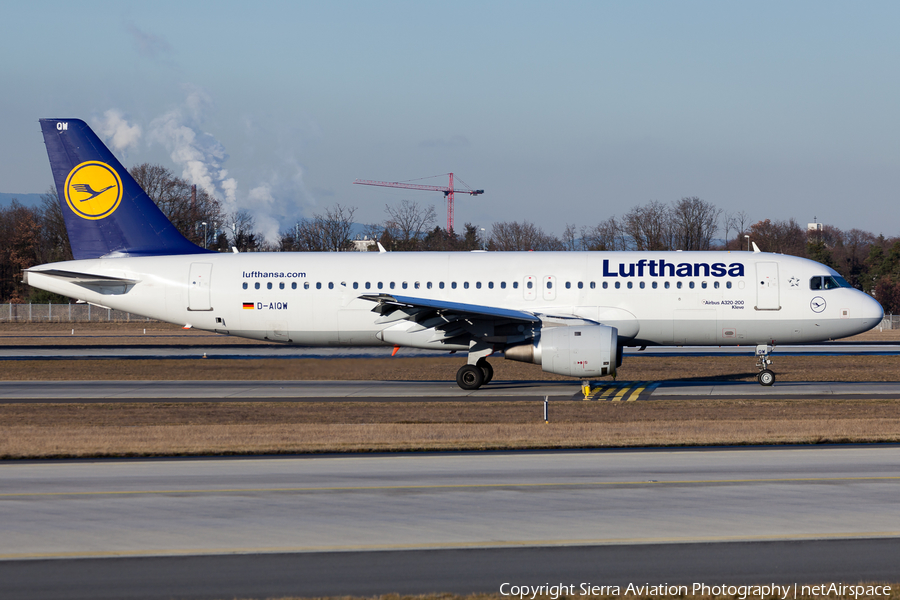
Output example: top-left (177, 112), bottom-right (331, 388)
top-left (602, 259), bottom-right (744, 278)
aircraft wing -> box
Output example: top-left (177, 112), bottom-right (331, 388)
top-left (360, 293), bottom-right (540, 324)
top-left (359, 293), bottom-right (597, 347)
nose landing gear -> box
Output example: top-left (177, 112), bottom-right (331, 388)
top-left (755, 344), bottom-right (775, 386)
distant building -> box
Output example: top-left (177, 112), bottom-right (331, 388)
top-left (351, 236), bottom-right (376, 252)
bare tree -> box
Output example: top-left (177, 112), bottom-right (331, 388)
top-left (384, 200), bottom-right (436, 250)
top-left (749, 218), bottom-right (806, 255)
top-left (228, 210), bottom-right (259, 252)
top-left (580, 216), bottom-right (624, 251)
top-left (670, 196), bottom-right (721, 251)
top-left (490, 221), bottom-right (564, 251)
top-left (0, 200), bottom-right (42, 301)
top-left (38, 187), bottom-right (71, 264)
top-left (623, 200), bottom-right (671, 250)
top-left (562, 223), bottom-right (578, 251)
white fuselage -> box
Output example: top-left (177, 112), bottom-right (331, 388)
top-left (26, 250), bottom-right (883, 350)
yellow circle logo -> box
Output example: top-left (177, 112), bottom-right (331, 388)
top-left (64, 161), bottom-right (123, 220)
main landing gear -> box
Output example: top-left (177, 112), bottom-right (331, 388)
top-left (755, 344), bottom-right (775, 386)
top-left (456, 359), bottom-right (494, 390)
top-left (456, 344), bottom-right (494, 390)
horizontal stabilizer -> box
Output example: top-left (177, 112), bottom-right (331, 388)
top-left (25, 268), bottom-right (139, 286)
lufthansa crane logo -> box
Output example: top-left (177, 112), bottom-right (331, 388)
top-left (64, 161), bottom-right (122, 220)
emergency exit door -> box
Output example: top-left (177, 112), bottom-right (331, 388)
top-left (188, 263), bottom-right (213, 311)
top-left (755, 262), bottom-right (780, 310)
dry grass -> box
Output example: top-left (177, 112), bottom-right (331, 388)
top-left (2, 322), bottom-right (899, 459)
top-left (3, 398), bottom-right (900, 459)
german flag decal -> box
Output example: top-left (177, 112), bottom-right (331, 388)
top-left (242, 302), bottom-right (254, 310)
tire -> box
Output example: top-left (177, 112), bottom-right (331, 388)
top-left (477, 359), bottom-right (494, 385)
top-left (758, 369), bottom-right (775, 386)
top-left (456, 364), bottom-right (485, 390)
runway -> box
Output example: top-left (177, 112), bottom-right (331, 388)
top-left (2, 378), bottom-right (900, 402)
top-left (1, 341), bottom-right (899, 359)
top-left (1, 447), bottom-right (898, 598)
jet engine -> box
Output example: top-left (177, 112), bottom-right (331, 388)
top-left (504, 324), bottom-right (619, 377)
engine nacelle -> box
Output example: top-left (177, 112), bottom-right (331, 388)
top-left (504, 324), bottom-right (619, 378)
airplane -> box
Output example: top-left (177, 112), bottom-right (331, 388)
top-left (25, 119), bottom-right (884, 389)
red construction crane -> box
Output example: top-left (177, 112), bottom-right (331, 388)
top-left (353, 173), bottom-right (483, 233)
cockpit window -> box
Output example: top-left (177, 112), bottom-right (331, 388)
top-left (811, 275), bottom-right (852, 290)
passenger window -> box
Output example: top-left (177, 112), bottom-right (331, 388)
top-left (390, 282), bottom-right (395, 289)
top-left (677, 282), bottom-right (683, 289)
top-left (726, 281), bottom-right (732, 289)
top-left (476, 282), bottom-right (481, 289)
top-left (578, 282), bottom-right (583, 289)
top-left (590, 282), bottom-right (596, 289)
top-left (713, 281), bottom-right (719, 289)
top-left (488, 282), bottom-right (494, 289)
top-left (452, 282), bottom-right (457, 289)
top-left (353, 282), bottom-right (358, 289)
top-left (292, 282), bottom-right (297, 290)
top-left (565, 282), bottom-right (571, 289)
top-left (427, 282), bottom-right (432, 289)
top-left (513, 282), bottom-right (518, 289)
top-left (402, 282), bottom-right (408, 289)
top-left (267, 282), bottom-right (273, 290)
top-left (810, 277), bottom-right (823, 290)
top-left (652, 281), bottom-right (658, 289)
top-left (547, 281), bottom-right (552, 289)
top-left (701, 281), bottom-right (707, 289)
top-left (377, 282), bottom-right (383, 289)
top-left (464, 282), bottom-right (470, 289)
top-left (279, 282), bottom-right (285, 290)
top-left (615, 282), bottom-right (621, 289)
top-left (527, 281), bottom-right (533, 289)
top-left (242, 282), bottom-right (248, 290)
top-left (316, 282), bottom-right (322, 289)
top-left (304, 282), bottom-right (310, 290)
top-left (365, 282), bottom-right (371, 289)
top-left (664, 281), bottom-right (670, 289)
top-left (501, 282), bottom-right (507, 289)
top-left (602, 282), bottom-right (608, 289)
top-left (439, 282), bottom-right (445, 289)
top-left (328, 282), bottom-right (334, 289)
top-left (639, 281), bottom-right (645, 289)
top-left (414, 282), bottom-right (420, 289)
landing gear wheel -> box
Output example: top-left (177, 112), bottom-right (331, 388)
top-left (758, 369), bottom-right (775, 386)
top-left (456, 364), bottom-right (485, 390)
top-left (477, 359), bottom-right (494, 385)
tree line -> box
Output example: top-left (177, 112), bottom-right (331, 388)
top-left (2, 163), bottom-right (899, 313)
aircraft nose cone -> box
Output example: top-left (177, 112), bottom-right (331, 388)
top-left (864, 292), bottom-right (885, 322)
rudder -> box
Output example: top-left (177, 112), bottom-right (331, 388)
top-left (40, 118), bottom-right (208, 259)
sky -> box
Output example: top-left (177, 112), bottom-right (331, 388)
top-left (1, 0), bottom-right (898, 242)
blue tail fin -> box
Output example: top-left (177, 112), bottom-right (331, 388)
top-left (40, 118), bottom-right (209, 259)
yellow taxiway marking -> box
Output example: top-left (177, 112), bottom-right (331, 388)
top-left (2, 531), bottom-right (899, 561)
top-left (610, 384), bottom-right (633, 402)
top-left (589, 385), bottom-right (617, 401)
top-left (625, 382), bottom-right (647, 401)
top-left (2, 476), bottom-right (898, 498)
